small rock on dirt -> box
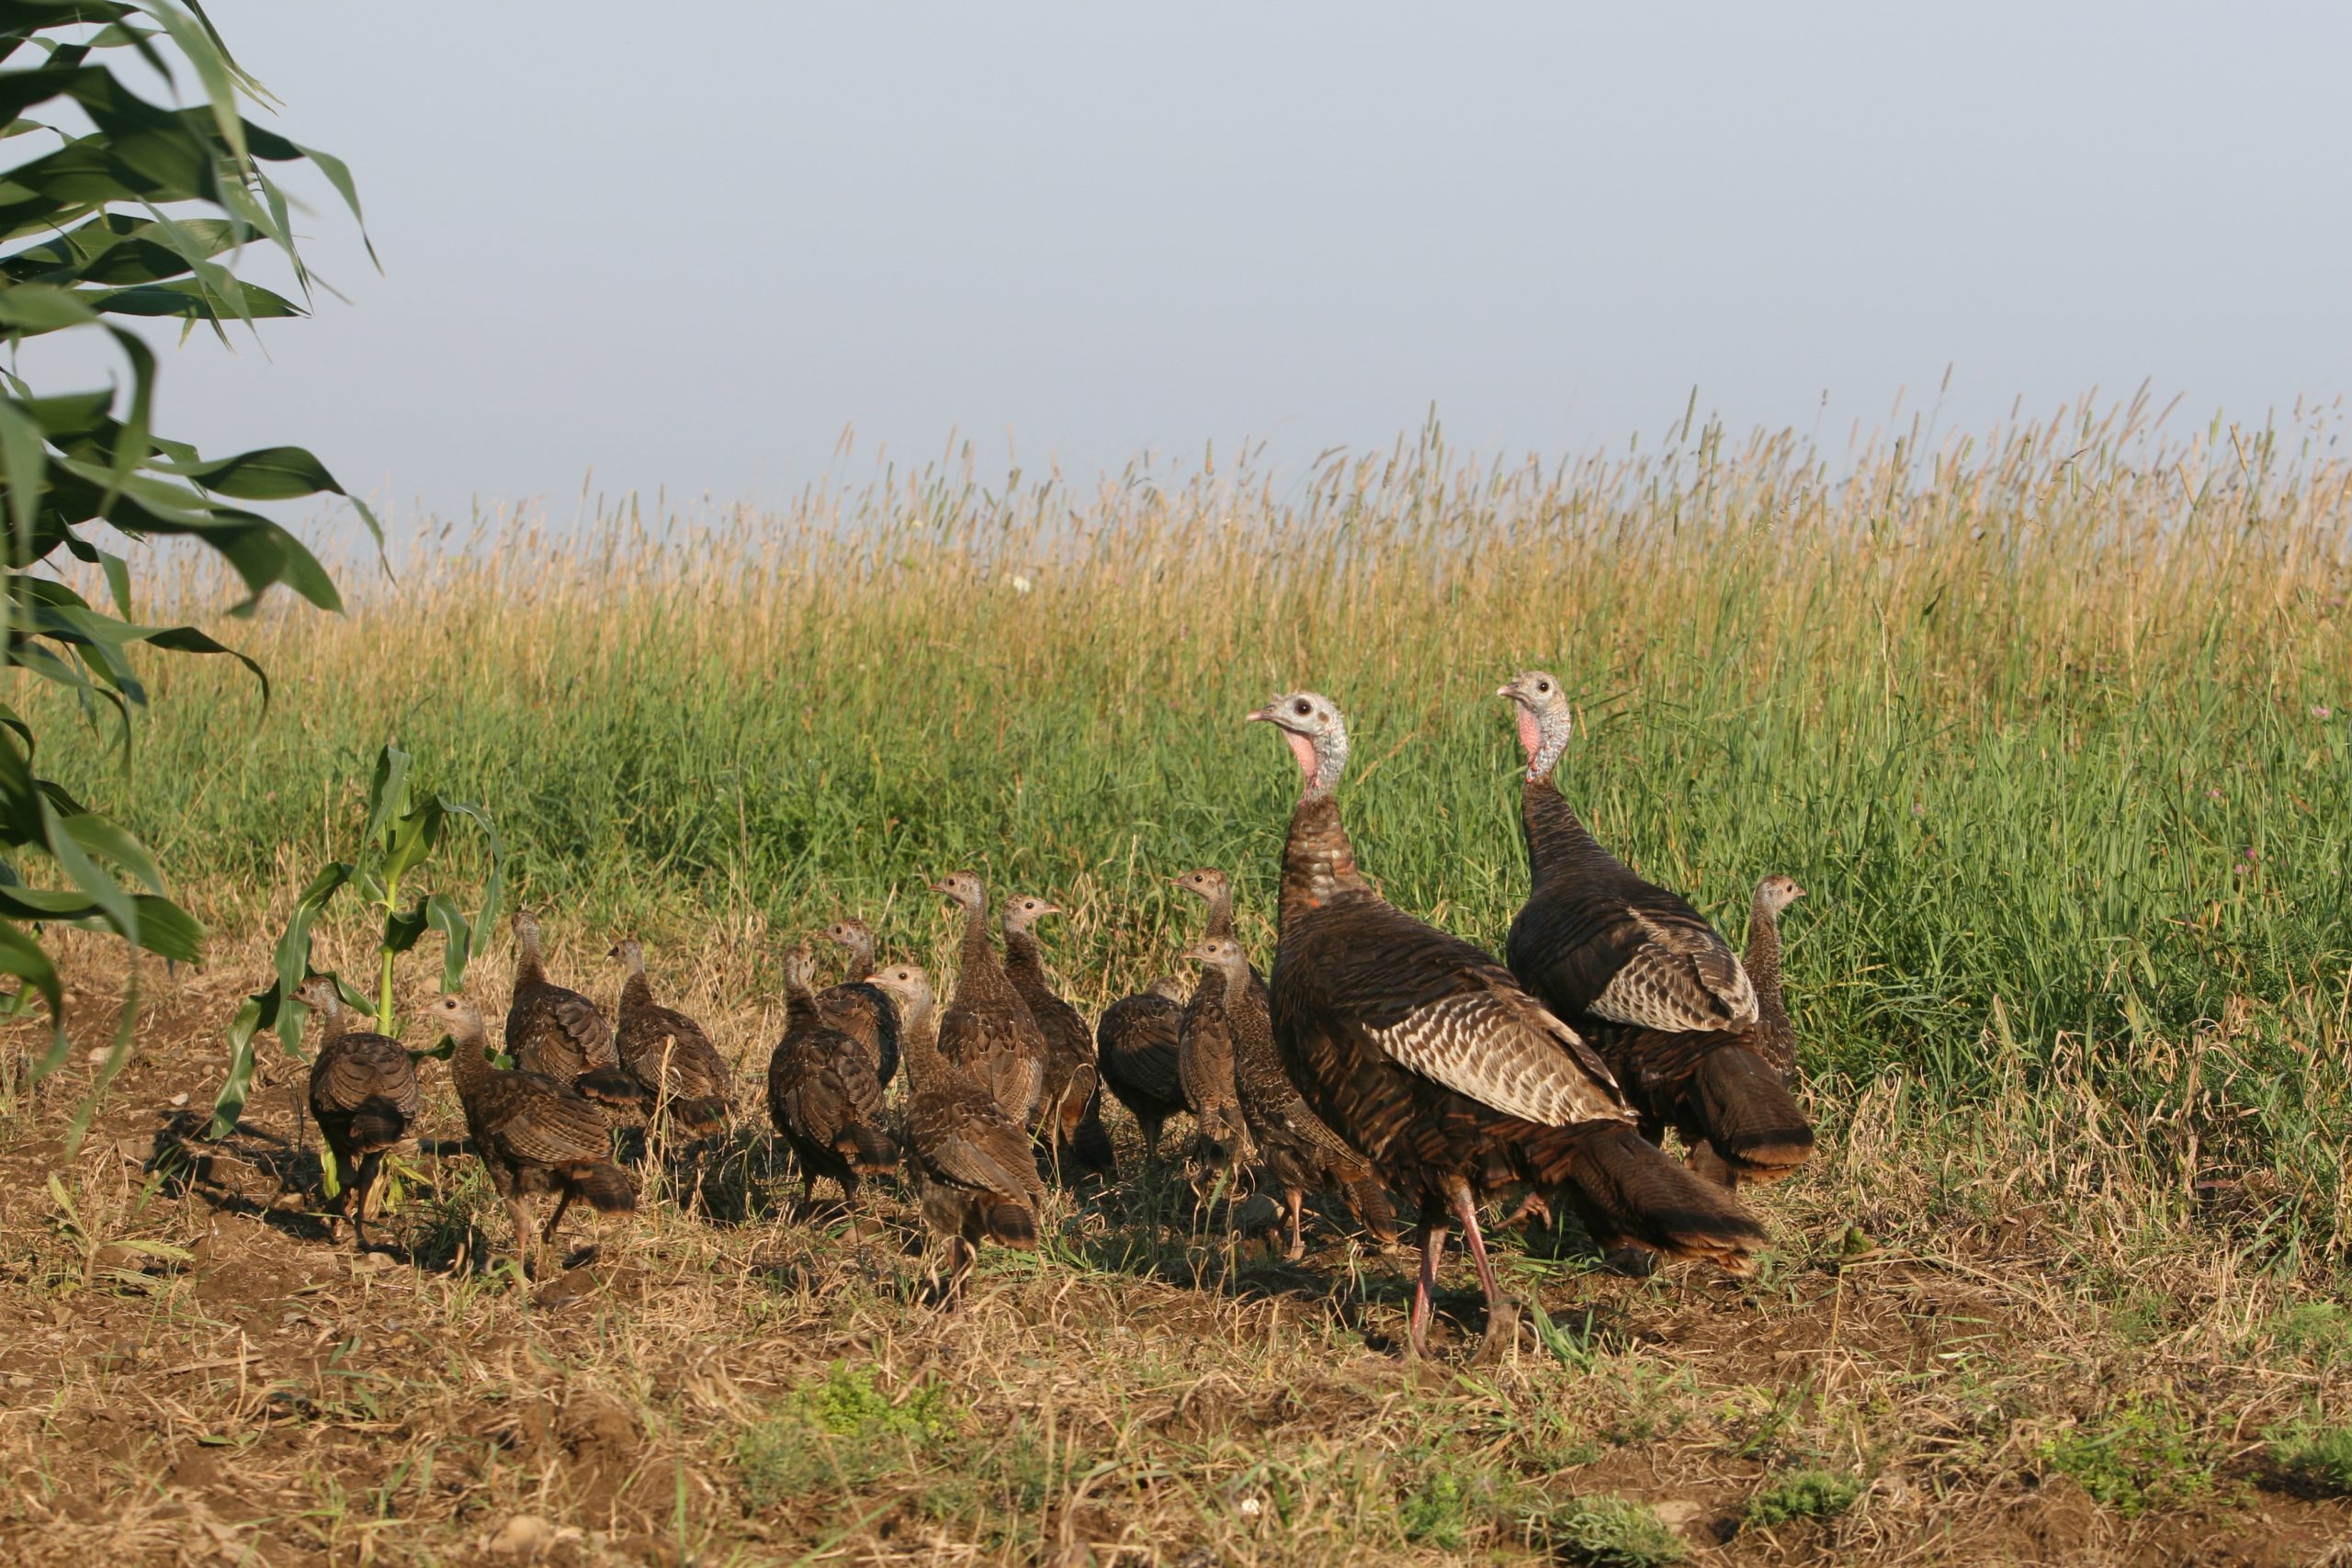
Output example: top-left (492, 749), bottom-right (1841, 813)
top-left (489, 1514), bottom-right (556, 1559)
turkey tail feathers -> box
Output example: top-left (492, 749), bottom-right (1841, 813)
top-left (1534, 1121), bottom-right (1765, 1271)
top-left (1690, 1047), bottom-right (1813, 1179)
top-left (571, 1160), bottom-right (637, 1213)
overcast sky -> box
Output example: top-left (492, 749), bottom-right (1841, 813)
top-left (57, 2), bottom-right (2352, 523)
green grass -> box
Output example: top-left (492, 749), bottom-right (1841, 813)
top-left (1747, 1467), bottom-right (1865, 1528)
top-left (1531, 1492), bottom-right (1689, 1566)
top-left (2038, 1396), bottom-right (2217, 1515)
top-left (23, 400), bottom-right (2352, 1262)
top-left (2270, 1420), bottom-right (2352, 1495)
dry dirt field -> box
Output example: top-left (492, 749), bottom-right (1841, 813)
top-left (2, 942), bottom-right (2347, 1568)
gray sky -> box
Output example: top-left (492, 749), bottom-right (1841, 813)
top-left (78, 2), bottom-right (2352, 521)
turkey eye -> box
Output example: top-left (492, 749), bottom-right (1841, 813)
top-left (1293, 700), bottom-right (1310, 716)
top-left (1537, 681), bottom-right (1549, 692)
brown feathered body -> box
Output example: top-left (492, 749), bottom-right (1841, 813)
top-left (1002, 919), bottom-right (1116, 1179)
top-left (1745, 878), bottom-right (1799, 1083)
top-left (769, 953), bottom-right (897, 1202)
top-left (1505, 775), bottom-right (1812, 1188)
top-left (1211, 947), bottom-right (1400, 1252)
top-left (440, 998), bottom-right (635, 1272)
top-left (1178, 961), bottom-right (1254, 1174)
top-left (507, 914), bottom-right (643, 1112)
top-left (613, 951), bottom-right (732, 1137)
top-left (1095, 980), bottom-right (1188, 1156)
top-left (887, 972), bottom-right (1047, 1269)
top-left (301, 983), bottom-right (422, 1247)
top-left (817, 919), bottom-right (899, 1088)
top-left (937, 883), bottom-right (1047, 1130)
top-left (1272, 791), bottom-right (1764, 1269)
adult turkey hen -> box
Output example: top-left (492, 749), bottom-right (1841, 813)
top-left (1252, 689), bottom-right (1764, 1359)
top-left (933, 872), bottom-right (1047, 1130)
top-left (295, 976), bottom-right (421, 1251)
top-left (818, 916), bottom-right (900, 1089)
top-left (508, 911), bottom-right (642, 1114)
top-left (432, 994), bottom-right (635, 1278)
top-left (1095, 977), bottom-right (1188, 1159)
top-left (864, 963), bottom-right (1046, 1304)
top-left (1182, 936), bottom-right (1399, 1258)
top-left (770, 942), bottom-right (897, 1211)
top-left (1496, 672), bottom-right (1813, 1192)
top-left (1001, 895), bottom-right (1117, 1181)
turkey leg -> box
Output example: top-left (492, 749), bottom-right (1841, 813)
top-left (1407, 1219), bottom-right (1452, 1358)
top-left (1451, 1180), bottom-right (1522, 1363)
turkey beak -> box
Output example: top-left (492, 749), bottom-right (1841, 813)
top-left (1244, 703), bottom-right (1273, 725)
top-left (1494, 682), bottom-right (1514, 699)
top-left (1035, 903), bottom-right (1062, 918)
top-left (1791, 884), bottom-right (1807, 900)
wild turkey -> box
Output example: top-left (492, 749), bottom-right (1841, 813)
top-left (1175, 932), bottom-right (1255, 1196)
top-left (1251, 689), bottom-right (1765, 1359)
top-left (1746, 874), bottom-right (1805, 1082)
top-left (507, 910), bottom-right (642, 1113)
top-left (818, 916), bottom-right (900, 1088)
top-left (1183, 936), bottom-right (1400, 1258)
top-left (1170, 868), bottom-right (1270, 1004)
top-left (609, 940), bottom-right (732, 1136)
top-left (294, 976), bottom-right (421, 1251)
top-left (1095, 977), bottom-right (1188, 1159)
top-left (863, 963), bottom-right (1046, 1304)
top-left (1496, 671), bottom-right (1814, 1191)
top-left (1001, 895), bottom-right (1118, 1180)
top-left (932, 872), bottom-right (1046, 1130)
top-left (769, 942), bottom-right (897, 1210)
top-left (430, 994), bottom-right (635, 1278)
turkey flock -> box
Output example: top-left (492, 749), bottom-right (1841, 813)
top-left (291, 673), bottom-right (1815, 1361)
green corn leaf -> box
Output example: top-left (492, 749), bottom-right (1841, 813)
top-left (62, 975), bottom-right (137, 1159)
top-left (204, 990), bottom-right (265, 1137)
top-left (381, 795), bottom-right (444, 884)
top-left (361, 744), bottom-right (410, 858)
top-left (424, 892), bottom-right (471, 992)
top-left (380, 895), bottom-right (428, 956)
top-left (441, 797), bottom-right (506, 946)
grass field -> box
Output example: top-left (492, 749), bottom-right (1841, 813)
top-left (3, 397), bottom-right (2349, 1563)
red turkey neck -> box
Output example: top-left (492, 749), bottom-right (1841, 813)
top-left (1278, 794), bottom-right (1369, 926)
top-left (956, 897), bottom-right (1016, 1002)
top-left (1519, 774), bottom-right (1618, 895)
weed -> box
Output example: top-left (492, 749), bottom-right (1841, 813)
top-left (1747, 1467), bottom-right (1865, 1528)
top-left (2038, 1397), bottom-right (2214, 1516)
top-left (2268, 1421), bottom-right (2352, 1496)
top-left (1528, 1492), bottom-right (1687, 1566)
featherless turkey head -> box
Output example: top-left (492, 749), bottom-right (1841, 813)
top-left (1002, 895), bottom-right (1061, 932)
top-left (1168, 868), bottom-right (1228, 903)
top-left (931, 871), bottom-right (987, 910)
top-left (781, 942), bottom-right (819, 993)
top-left (1496, 671), bottom-right (1574, 780)
top-left (865, 964), bottom-right (934, 1013)
top-left (1246, 690), bottom-right (1350, 800)
top-left (1755, 874), bottom-right (1806, 916)
top-left (607, 938), bottom-right (646, 973)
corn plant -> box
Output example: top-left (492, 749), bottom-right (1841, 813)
top-left (0, 1), bottom-right (370, 1134)
top-left (207, 742), bottom-right (502, 1139)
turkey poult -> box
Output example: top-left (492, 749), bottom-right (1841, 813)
top-left (1095, 977), bottom-right (1189, 1159)
top-left (1001, 895), bottom-right (1118, 1180)
top-left (1745, 874), bottom-right (1806, 1083)
top-left (432, 994), bottom-right (635, 1278)
top-left (818, 916), bottom-right (900, 1089)
top-left (1174, 930), bottom-right (1254, 1190)
top-left (610, 940), bottom-right (732, 1135)
top-left (294, 976), bottom-right (422, 1251)
top-left (863, 963), bottom-right (1047, 1305)
top-left (1250, 689), bottom-right (1765, 1359)
top-left (1495, 672), bottom-right (1814, 1191)
top-left (933, 872), bottom-right (1047, 1130)
top-left (508, 910), bottom-right (643, 1113)
top-left (1182, 936), bottom-right (1400, 1258)
top-left (770, 943), bottom-right (897, 1211)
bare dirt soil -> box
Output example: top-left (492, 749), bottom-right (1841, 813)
top-left (2, 953), bottom-right (2346, 1566)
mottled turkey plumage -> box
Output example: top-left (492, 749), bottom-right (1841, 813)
top-left (507, 910), bottom-right (642, 1113)
top-left (818, 916), bottom-right (900, 1089)
top-left (433, 994), bottom-right (635, 1278)
top-left (1001, 895), bottom-right (1117, 1181)
top-left (1096, 977), bottom-right (1188, 1158)
top-left (1255, 688), bottom-right (1765, 1359)
top-left (770, 943), bottom-right (898, 1209)
top-left (933, 872), bottom-right (1047, 1130)
top-left (296, 976), bottom-right (422, 1251)
top-left (1496, 672), bottom-right (1813, 1192)
top-left (865, 963), bottom-right (1046, 1304)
